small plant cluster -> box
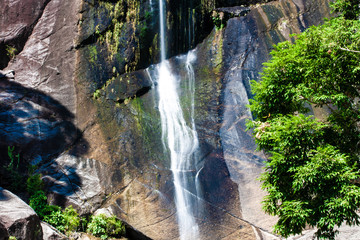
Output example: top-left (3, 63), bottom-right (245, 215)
top-left (0, 146), bottom-right (24, 192)
top-left (87, 214), bottom-right (126, 240)
top-left (27, 174), bottom-right (125, 239)
top-left (211, 11), bottom-right (225, 30)
top-left (27, 174), bottom-right (81, 234)
top-left (5, 45), bottom-right (17, 60)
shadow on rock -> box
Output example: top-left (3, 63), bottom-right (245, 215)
top-left (0, 77), bottom-right (89, 196)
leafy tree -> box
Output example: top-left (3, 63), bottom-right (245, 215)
top-left (247, 2), bottom-right (360, 238)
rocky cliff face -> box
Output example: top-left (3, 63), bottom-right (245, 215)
top-left (0, 0), bottom-right (343, 239)
top-left (193, 0), bottom-right (333, 236)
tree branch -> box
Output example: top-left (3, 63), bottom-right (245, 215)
top-left (339, 47), bottom-right (360, 53)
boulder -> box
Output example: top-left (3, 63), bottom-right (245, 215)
top-left (41, 222), bottom-right (67, 240)
top-left (0, 188), bottom-right (43, 240)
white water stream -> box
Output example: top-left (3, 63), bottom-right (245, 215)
top-left (154, 0), bottom-right (201, 239)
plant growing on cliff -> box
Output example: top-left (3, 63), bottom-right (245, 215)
top-left (247, 1), bottom-right (360, 238)
top-left (29, 188), bottom-right (81, 235)
top-left (27, 174), bottom-right (80, 234)
top-left (5, 45), bottom-right (17, 60)
top-left (87, 214), bottom-right (125, 240)
top-left (212, 11), bottom-right (225, 30)
top-left (2, 146), bottom-right (24, 192)
top-left (44, 205), bottom-right (80, 234)
top-left (331, 0), bottom-right (360, 20)
top-left (7, 146), bottom-right (20, 170)
top-left (29, 190), bottom-right (52, 219)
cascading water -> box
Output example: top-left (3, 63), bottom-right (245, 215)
top-left (152, 0), bottom-right (202, 239)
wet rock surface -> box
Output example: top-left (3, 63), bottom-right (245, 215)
top-left (215, 0), bottom-right (274, 7)
top-left (0, 188), bottom-right (43, 240)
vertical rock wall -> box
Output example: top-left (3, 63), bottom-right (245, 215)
top-left (193, 0), bottom-right (333, 238)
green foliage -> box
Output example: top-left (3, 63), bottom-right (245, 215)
top-left (93, 89), bottom-right (101, 99)
top-left (250, 17), bottom-right (360, 123)
top-left (27, 178), bottom-right (123, 238)
top-left (140, 25), bottom-right (148, 39)
top-left (5, 45), bottom-right (17, 59)
top-left (3, 146), bottom-right (24, 192)
top-left (249, 116), bottom-right (360, 238)
top-left (7, 146), bottom-right (19, 170)
top-left (29, 190), bottom-right (51, 219)
top-left (211, 12), bottom-right (225, 30)
top-left (247, 2), bottom-right (360, 238)
top-left (25, 158), bottom-right (123, 239)
top-left (331, 0), bottom-right (360, 20)
top-left (79, 216), bottom-right (89, 232)
top-left (28, 188), bottom-right (81, 235)
top-left (88, 45), bottom-right (98, 64)
top-left (26, 173), bottom-right (43, 193)
top-left (87, 214), bottom-right (125, 240)
top-left (44, 205), bottom-right (80, 234)
top-left (144, 10), bottom-right (152, 22)
top-left (27, 173), bottom-right (80, 235)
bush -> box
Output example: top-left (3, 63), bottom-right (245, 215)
top-left (29, 190), bottom-right (50, 219)
top-left (44, 205), bottom-right (80, 234)
top-left (87, 214), bottom-right (125, 240)
top-left (25, 164), bottom-right (123, 238)
top-left (28, 188), bottom-right (80, 235)
top-left (26, 173), bottom-right (43, 193)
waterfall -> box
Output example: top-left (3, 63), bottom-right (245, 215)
top-left (159, 0), bottom-right (166, 62)
top-left (154, 0), bottom-right (201, 239)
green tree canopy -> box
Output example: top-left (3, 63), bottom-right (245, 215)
top-left (247, 3), bottom-right (360, 239)
top-left (331, 0), bottom-right (360, 20)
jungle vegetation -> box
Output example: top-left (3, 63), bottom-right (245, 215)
top-left (247, 0), bottom-right (360, 238)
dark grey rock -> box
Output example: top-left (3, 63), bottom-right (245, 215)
top-left (0, 222), bottom-right (9, 240)
top-left (0, 78), bottom-right (84, 166)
